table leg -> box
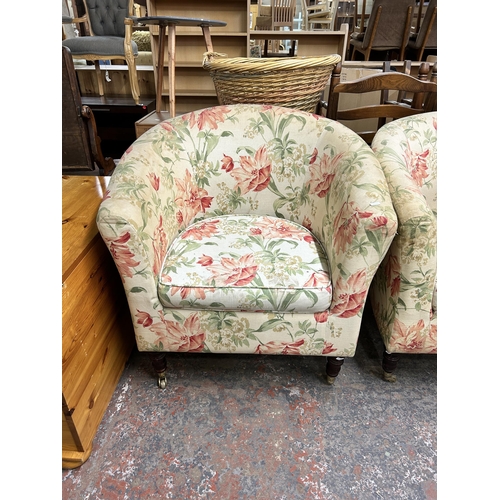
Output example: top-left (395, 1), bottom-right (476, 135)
top-left (201, 26), bottom-right (214, 52)
top-left (168, 25), bottom-right (176, 118)
top-left (156, 25), bottom-right (166, 114)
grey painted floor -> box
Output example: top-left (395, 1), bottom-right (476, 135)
top-left (62, 304), bottom-right (437, 499)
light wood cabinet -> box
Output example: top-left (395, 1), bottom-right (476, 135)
top-left (62, 176), bottom-right (135, 469)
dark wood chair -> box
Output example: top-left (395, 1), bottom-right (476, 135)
top-left (62, 46), bottom-right (115, 175)
top-left (406, 0), bottom-right (437, 61)
top-left (323, 60), bottom-right (437, 144)
top-left (349, 0), bottom-right (414, 61)
top-left (382, 59), bottom-right (437, 111)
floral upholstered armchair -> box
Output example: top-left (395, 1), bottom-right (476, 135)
top-left (97, 104), bottom-right (397, 388)
top-left (369, 112), bottom-right (437, 381)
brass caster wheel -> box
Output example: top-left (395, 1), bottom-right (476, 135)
top-left (383, 371), bottom-right (397, 383)
top-left (326, 374), bottom-right (336, 385)
top-left (157, 376), bottom-right (167, 389)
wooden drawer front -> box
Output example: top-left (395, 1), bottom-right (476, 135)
top-left (62, 237), bottom-right (133, 451)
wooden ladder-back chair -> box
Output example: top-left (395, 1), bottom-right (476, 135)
top-left (301, 0), bottom-right (339, 31)
top-left (62, 46), bottom-right (115, 175)
top-left (255, 0), bottom-right (296, 56)
top-left (323, 60), bottom-right (437, 144)
top-left (62, 0), bottom-right (141, 105)
top-left (382, 60), bottom-right (437, 111)
top-left (349, 0), bottom-right (414, 61)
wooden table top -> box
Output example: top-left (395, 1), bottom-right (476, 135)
top-left (62, 175), bottom-right (110, 281)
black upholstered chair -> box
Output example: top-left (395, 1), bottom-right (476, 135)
top-left (349, 0), bottom-right (414, 61)
top-left (62, 0), bottom-right (141, 105)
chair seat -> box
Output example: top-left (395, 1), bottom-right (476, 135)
top-left (158, 215), bottom-right (332, 313)
top-left (62, 36), bottom-right (138, 57)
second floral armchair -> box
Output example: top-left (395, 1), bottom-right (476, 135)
top-left (369, 112), bottom-right (437, 381)
top-left (97, 104), bottom-right (398, 388)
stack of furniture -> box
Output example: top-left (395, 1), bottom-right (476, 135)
top-left (136, 0), bottom-right (348, 125)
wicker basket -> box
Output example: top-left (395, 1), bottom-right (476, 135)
top-left (202, 54), bottom-right (342, 113)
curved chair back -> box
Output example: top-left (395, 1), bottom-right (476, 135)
top-left (324, 61), bottom-right (437, 144)
top-left (85, 0), bottom-right (131, 37)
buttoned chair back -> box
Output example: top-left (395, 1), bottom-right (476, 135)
top-left (369, 112), bottom-right (437, 381)
top-left (62, 0), bottom-right (140, 104)
top-left (97, 104), bottom-right (398, 388)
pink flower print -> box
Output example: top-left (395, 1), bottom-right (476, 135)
top-left (197, 254), bottom-right (213, 266)
top-left (307, 152), bottom-right (344, 198)
top-left (333, 202), bottom-right (372, 253)
top-left (404, 147), bottom-right (430, 187)
top-left (148, 173), bottom-right (160, 191)
top-left (303, 271), bottom-right (331, 289)
top-left (196, 106), bottom-right (232, 130)
top-left (230, 145), bottom-right (272, 194)
top-left (322, 342), bottom-right (336, 354)
top-left (309, 148), bottom-right (318, 165)
top-left (181, 220), bottom-right (220, 241)
top-left (385, 255), bottom-right (401, 297)
top-left (366, 215), bottom-right (388, 231)
top-left (207, 254), bottom-right (258, 287)
top-left (255, 339), bottom-right (305, 355)
top-left (302, 216), bottom-right (313, 231)
top-left (391, 318), bottom-right (426, 351)
top-left (174, 169), bottom-right (213, 225)
top-left (331, 270), bottom-right (367, 318)
top-left (107, 232), bottom-right (140, 279)
top-left (150, 312), bottom-right (205, 352)
top-left (170, 286), bottom-right (207, 301)
top-left (314, 311), bottom-right (329, 323)
top-left (221, 154), bottom-right (234, 172)
top-left (253, 217), bottom-right (305, 240)
top-left (136, 310), bottom-right (153, 328)
top-left (160, 121), bottom-right (174, 132)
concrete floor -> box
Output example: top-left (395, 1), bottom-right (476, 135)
top-left (62, 305), bottom-right (437, 499)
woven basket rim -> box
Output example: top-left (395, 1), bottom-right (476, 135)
top-left (203, 54), bottom-right (341, 73)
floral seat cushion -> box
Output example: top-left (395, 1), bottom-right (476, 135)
top-left (158, 214), bottom-right (332, 313)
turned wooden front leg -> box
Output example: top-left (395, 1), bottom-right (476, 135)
top-left (326, 357), bottom-right (345, 385)
top-left (382, 350), bottom-right (400, 383)
top-left (148, 352), bottom-right (167, 389)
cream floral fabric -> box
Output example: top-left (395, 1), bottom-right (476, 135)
top-left (97, 104), bottom-right (397, 357)
top-left (158, 214), bottom-right (332, 313)
top-left (370, 112), bottom-right (437, 354)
